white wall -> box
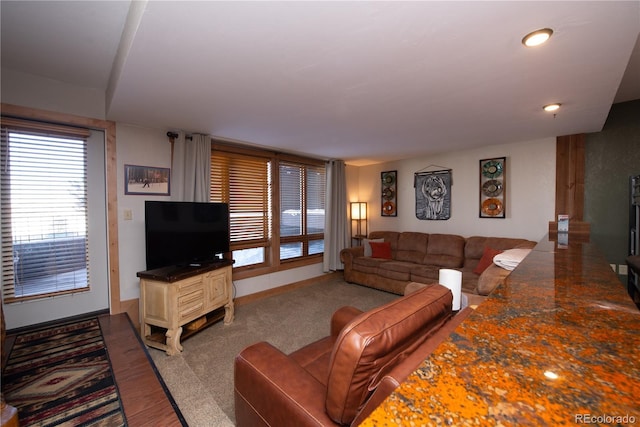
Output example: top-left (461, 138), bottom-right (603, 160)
top-left (115, 124), bottom-right (172, 300)
top-left (233, 264), bottom-right (325, 298)
top-left (350, 138), bottom-right (556, 242)
top-left (114, 124), bottom-right (326, 301)
top-left (346, 164), bottom-right (361, 201)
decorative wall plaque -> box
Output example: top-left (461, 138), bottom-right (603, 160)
top-left (414, 169), bottom-right (451, 220)
top-left (381, 170), bottom-right (397, 217)
top-left (479, 157), bottom-right (506, 218)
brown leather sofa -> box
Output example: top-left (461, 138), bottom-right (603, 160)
top-left (340, 231), bottom-right (536, 295)
top-left (234, 283), bottom-right (472, 427)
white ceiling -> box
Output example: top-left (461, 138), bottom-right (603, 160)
top-left (2, 1), bottom-right (639, 166)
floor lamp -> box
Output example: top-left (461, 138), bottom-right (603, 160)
top-left (351, 202), bottom-right (367, 246)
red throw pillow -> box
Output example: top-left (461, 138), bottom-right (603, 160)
top-left (370, 241), bottom-right (392, 259)
top-left (474, 247), bottom-right (503, 275)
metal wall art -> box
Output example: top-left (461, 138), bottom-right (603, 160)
top-left (381, 170), bottom-right (397, 216)
top-left (479, 157), bottom-right (506, 218)
top-left (414, 169), bottom-right (451, 220)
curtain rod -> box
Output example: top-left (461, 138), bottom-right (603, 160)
top-left (166, 131), bottom-right (192, 141)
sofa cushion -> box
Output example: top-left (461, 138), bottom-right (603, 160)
top-left (378, 261), bottom-right (416, 282)
top-left (396, 232), bottom-right (429, 263)
top-left (325, 284), bottom-right (453, 425)
top-left (363, 238), bottom-right (384, 257)
top-left (473, 247), bottom-right (503, 274)
top-left (380, 261), bottom-right (415, 274)
top-left (409, 265), bottom-right (440, 283)
top-left (464, 236), bottom-right (535, 269)
top-left (377, 261), bottom-right (413, 281)
top-left (423, 233), bottom-right (465, 268)
top-left (289, 336), bottom-right (335, 386)
top-left (368, 231), bottom-right (400, 256)
top-left (352, 256), bottom-right (388, 274)
top-left (370, 241), bottom-right (392, 259)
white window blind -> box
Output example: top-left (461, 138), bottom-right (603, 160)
top-left (279, 161), bottom-right (326, 260)
top-left (1, 120), bottom-right (90, 302)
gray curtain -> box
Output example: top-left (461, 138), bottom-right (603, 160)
top-left (323, 159), bottom-right (348, 272)
top-left (171, 132), bottom-right (211, 202)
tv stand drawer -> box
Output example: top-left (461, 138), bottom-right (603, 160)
top-left (179, 300), bottom-right (204, 322)
top-left (178, 275), bottom-right (205, 294)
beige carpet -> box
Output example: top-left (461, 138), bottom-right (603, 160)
top-left (149, 277), bottom-right (398, 426)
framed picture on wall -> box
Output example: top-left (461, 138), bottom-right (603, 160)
top-left (125, 164), bottom-right (170, 196)
top-left (414, 169), bottom-right (452, 220)
top-left (479, 157), bottom-right (506, 218)
top-left (381, 170), bottom-right (397, 216)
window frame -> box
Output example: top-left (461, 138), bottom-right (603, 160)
top-left (1, 118), bottom-right (92, 302)
top-left (210, 144), bottom-right (272, 272)
top-left (210, 142), bottom-right (325, 280)
top-left (0, 103), bottom-right (120, 320)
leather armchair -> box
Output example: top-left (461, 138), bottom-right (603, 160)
top-left (234, 284), bottom-right (472, 426)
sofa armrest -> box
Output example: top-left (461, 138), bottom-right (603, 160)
top-left (330, 306), bottom-right (363, 338)
top-left (516, 241), bottom-right (536, 249)
top-left (476, 263), bottom-right (511, 295)
top-left (340, 246), bottom-right (364, 266)
top-left (404, 281), bottom-right (431, 295)
top-left (235, 342), bottom-right (336, 427)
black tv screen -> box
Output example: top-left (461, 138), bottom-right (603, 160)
top-left (145, 201), bottom-right (230, 270)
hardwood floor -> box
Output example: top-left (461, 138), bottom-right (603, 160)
top-left (98, 313), bottom-right (186, 426)
top-left (2, 313), bottom-right (186, 427)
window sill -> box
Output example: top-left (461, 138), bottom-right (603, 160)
top-left (232, 255), bottom-right (322, 281)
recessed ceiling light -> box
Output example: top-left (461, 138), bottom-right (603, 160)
top-left (543, 103), bottom-right (561, 112)
top-left (522, 28), bottom-right (554, 47)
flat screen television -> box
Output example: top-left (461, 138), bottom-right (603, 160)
top-left (144, 201), bottom-right (230, 270)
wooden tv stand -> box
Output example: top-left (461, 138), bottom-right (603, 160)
top-left (137, 260), bottom-right (234, 355)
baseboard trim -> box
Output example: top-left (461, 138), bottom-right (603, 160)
top-left (5, 308), bottom-right (110, 336)
top-left (117, 298), bottom-right (140, 330)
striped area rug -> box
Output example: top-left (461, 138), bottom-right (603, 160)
top-left (2, 317), bottom-right (126, 426)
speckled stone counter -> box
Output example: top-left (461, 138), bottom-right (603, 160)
top-left (363, 235), bottom-right (640, 426)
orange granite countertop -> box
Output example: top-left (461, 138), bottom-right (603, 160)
top-left (363, 235), bottom-right (640, 426)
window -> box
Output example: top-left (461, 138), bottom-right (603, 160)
top-left (210, 143), bottom-right (326, 274)
top-left (1, 120), bottom-right (91, 302)
top-left (279, 161), bottom-right (325, 260)
top-left (211, 149), bottom-right (272, 268)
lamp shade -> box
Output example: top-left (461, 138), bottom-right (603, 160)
top-left (439, 268), bottom-right (462, 311)
top-left (351, 202), bottom-right (367, 220)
